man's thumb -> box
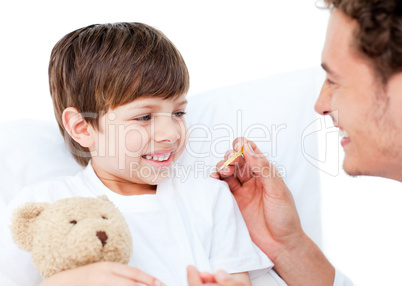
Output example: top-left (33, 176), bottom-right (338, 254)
top-left (243, 142), bottom-right (286, 189)
top-left (243, 142), bottom-right (275, 175)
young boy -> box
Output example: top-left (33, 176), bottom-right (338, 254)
top-left (0, 23), bottom-right (283, 285)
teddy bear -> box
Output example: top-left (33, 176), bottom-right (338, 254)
top-left (9, 195), bottom-right (133, 278)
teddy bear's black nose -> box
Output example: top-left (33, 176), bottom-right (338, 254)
top-left (96, 231), bottom-right (108, 247)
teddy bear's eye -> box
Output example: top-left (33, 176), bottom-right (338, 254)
top-left (102, 216), bottom-right (107, 220)
top-left (70, 220), bottom-right (77, 225)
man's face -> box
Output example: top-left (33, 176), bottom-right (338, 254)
top-left (89, 94), bottom-right (188, 192)
top-left (316, 9), bottom-right (402, 181)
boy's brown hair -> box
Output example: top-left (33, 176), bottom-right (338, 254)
top-left (49, 22), bottom-right (189, 166)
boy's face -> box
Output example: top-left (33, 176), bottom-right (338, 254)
top-left (89, 94), bottom-right (188, 193)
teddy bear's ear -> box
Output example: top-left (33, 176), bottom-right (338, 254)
top-left (98, 195), bottom-right (111, 202)
top-left (9, 202), bottom-right (50, 252)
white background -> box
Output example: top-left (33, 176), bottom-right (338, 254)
top-left (1, 1), bottom-right (401, 285)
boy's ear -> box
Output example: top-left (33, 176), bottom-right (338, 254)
top-left (62, 107), bottom-right (95, 148)
top-left (10, 202), bottom-right (50, 251)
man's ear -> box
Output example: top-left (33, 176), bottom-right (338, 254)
top-left (62, 107), bottom-right (95, 148)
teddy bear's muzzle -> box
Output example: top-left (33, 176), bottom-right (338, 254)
top-left (96, 231), bottom-right (108, 247)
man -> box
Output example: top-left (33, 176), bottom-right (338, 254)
top-left (188, 0), bottom-right (402, 285)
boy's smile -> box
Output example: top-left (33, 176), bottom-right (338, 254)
top-left (142, 149), bottom-right (175, 167)
top-left (88, 94), bottom-right (188, 195)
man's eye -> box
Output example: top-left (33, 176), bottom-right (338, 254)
top-left (134, 114), bottom-right (152, 121)
top-left (173, 111), bottom-right (186, 118)
top-left (326, 78), bottom-right (335, 85)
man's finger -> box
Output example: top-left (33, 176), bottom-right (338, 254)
top-left (242, 142), bottom-right (291, 201)
top-left (232, 155), bottom-right (254, 184)
top-left (219, 150), bottom-right (247, 177)
top-left (222, 173), bottom-right (243, 193)
top-left (242, 142), bottom-right (279, 177)
top-left (216, 158), bottom-right (235, 177)
top-left (210, 172), bottom-right (220, 179)
top-left (232, 137), bottom-right (248, 152)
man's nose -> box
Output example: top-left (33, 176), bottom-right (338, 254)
top-left (314, 80), bottom-right (332, 116)
top-left (153, 114), bottom-right (181, 143)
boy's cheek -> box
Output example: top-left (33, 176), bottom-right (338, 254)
top-left (121, 127), bottom-right (149, 151)
top-left (182, 128), bottom-right (189, 146)
top-left (176, 131), bottom-right (189, 157)
top-left (173, 144), bottom-right (186, 163)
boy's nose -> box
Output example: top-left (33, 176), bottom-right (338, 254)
top-left (153, 115), bottom-right (181, 143)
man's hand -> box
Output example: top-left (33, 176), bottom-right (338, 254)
top-left (211, 138), bottom-right (335, 286)
top-left (212, 137), bottom-right (303, 261)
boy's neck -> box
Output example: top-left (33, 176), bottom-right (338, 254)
top-left (91, 162), bottom-right (157, 196)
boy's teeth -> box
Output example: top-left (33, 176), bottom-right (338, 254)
top-left (144, 153), bottom-right (171, 161)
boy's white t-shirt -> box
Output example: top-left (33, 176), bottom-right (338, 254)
top-left (0, 163), bottom-right (275, 286)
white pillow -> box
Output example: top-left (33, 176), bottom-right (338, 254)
top-left (0, 67), bottom-right (322, 246)
top-left (0, 120), bottom-right (83, 206)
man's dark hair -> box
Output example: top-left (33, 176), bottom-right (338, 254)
top-left (325, 0), bottom-right (402, 83)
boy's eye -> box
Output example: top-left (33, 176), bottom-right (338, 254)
top-left (173, 111), bottom-right (186, 118)
top-left (70, 220), bottom-right (77, 225)
top-left (134, 114), bottom-right (152, 121)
